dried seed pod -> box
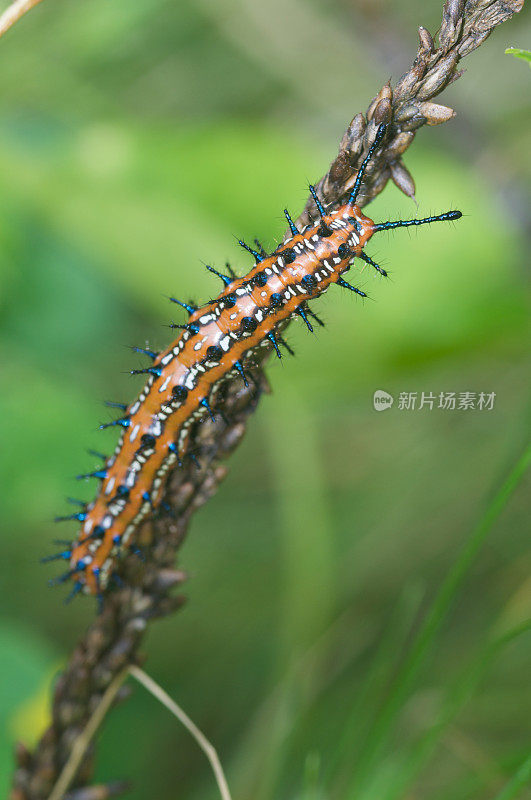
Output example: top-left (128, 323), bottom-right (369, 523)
top-left (395, 103), bottom-right (418, 123)
top-left (57, 700), bottom-right (86, 727)
top-left (390, 160), bottom-right (416, 199)
top-left (29, 764), bottom-right (56, 797)
top-left (417, 101), bottom-right (455, 125)
top-left (446, 0), bottom-right (465, 24)
top-left (368, 166), bottom-right (391, 199)
top-left (400, 113), bottom-right (427, 132)
top-left (385, 130), bottom-right (415, 159)
top-left (342, 171), bottom-right (357, 195)
top-left (413, 32), bottom-right (432, 73)
top-left (150, 594), bottom-right (186, 618)
top-left (418, 25), bottom-right (434, 56)
top-left (447, 67), bottom-right (465, 86)
top-left (367, 83), bottom-right (393, 121)
top-left (105, 639), bottom-right (131, 671)
top-left (416, 52), bottom-right (459, 100)
top-left (439, 0), bottom-right (465, 50)
top-left (394, 64), bottom-right (423, 103)
top-left (152, 568), bottom-right (187, 591)
top-left (328, 151), bottom-right (351, 187)
top-left (92, 663), bottom-right (114, 689)
top-left (339, 112), bottom-right (366, 154)
top-left (61, 726), bottom-right (85, 754)
top-left (457, 0), bottom-right (523, 58)
top-left (363, 119), bottom-right (383, 149)
top-left (373, 97), bottom-right (392, 125)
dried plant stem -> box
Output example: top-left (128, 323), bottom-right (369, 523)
top-left (129, 666), bottom-right (233, 800)
top-left (0, 0), bottom-right (43, 38)
top-left (47, 668), bottom-right (130, 800)
top-left (10, 1), bottom-right (524, 798)
top-left (46, 665), bottom-right (232, 800)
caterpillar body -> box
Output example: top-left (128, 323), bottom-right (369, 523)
top-left (46, 124), bottom-right (461, 599)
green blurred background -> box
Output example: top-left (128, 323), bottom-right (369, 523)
top-left (0, 1), bottom-right (530, 798)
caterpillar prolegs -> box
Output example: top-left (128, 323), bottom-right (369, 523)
top-left (45, 123), bottom-right (462, 600)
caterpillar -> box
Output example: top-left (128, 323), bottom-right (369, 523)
top-left (44, 123), bottom-right (461, 601)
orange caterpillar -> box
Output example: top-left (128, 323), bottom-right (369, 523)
top-left (45, 124), bottom-right (461, 599)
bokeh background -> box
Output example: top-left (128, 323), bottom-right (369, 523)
top-left (1, 1), bottom-right (530, 799)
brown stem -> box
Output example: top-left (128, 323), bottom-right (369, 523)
top-left (11, 0), bottom-right (524, 798)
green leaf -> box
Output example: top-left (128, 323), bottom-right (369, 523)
top-left (505, 47), bottom-right (531, 67)
top-left (493, 752), bottom-right (531, 800)
top-left (346, 442), bottom-right (531, 798)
